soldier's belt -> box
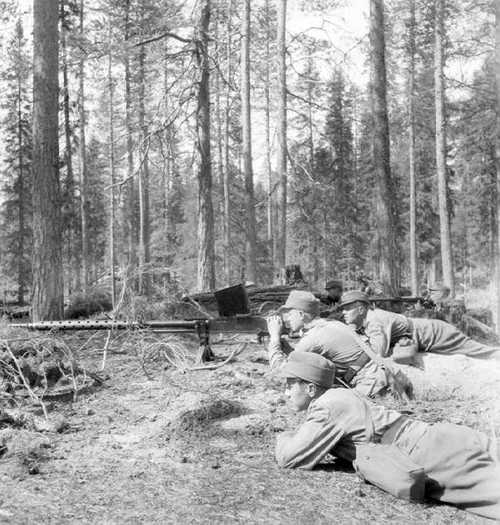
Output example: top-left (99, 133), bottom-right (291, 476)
top-left (343, 353), bottom-right (371, 384)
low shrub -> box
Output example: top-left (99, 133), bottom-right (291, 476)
top-left (65, 289), bottom-right (112, 319)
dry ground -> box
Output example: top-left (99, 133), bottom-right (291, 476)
top-left (0, 333), bottom-right (499, 525)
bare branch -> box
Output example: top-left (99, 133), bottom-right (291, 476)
top-left (134, 31), bottom-right (194, 47)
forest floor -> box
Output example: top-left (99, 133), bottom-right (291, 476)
top-left (0, 330), bottom-right (499, 525)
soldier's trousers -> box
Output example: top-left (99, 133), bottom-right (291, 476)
top-left (351, 360), bottom-right (388, 398)
top-left (405, 422), bottom-right (500, 520)
top-left (412, 318), bottom-right (500, 359)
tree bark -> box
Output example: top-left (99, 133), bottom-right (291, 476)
top-left (60, 0), bottom-right (79, 294)
top-left (223, 0), bottom-right (233, 285)
top-left (162, 45), bottom-right (172, 246)
top-left (15, 19), bottom-right (26, 305)
top-left (196, 0), bottom-right (216, 291)
top-left (214, 5), bottom-right (224, 272)
top-left (241, 0), bottom-right (257, 284)
top-left (408, 0), bottom-right (418, 295)
top-left (369, 0), bottom-right (398, 294)
top-left (124, 0), bottom-right (138, 278)
top-left (107, 20), bottom-right (116, 307)
top-left (138, 8), bottom-right (151, 295)
top-left (322, 210), bottom-right (328, 284)
top-left (32, 0), bottom-right (64, 320)
top-left (264, 0), bottom-right (273, 265)
top-left (306, 56), bottom-right (319, 286)
top-left (434, 0), bottom-right (454, 295)
top-left (495, 0), bottom-right (500, 332)
top-left (78, 0), bottom-right (89, 293)
top-left (276, 0), bottom-right (287, 274)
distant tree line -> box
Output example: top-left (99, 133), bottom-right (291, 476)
top-left (0, 0), bottom-right (498, 322)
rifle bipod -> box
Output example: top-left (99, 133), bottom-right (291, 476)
top-left (195, 320), bottom-right (215, 363)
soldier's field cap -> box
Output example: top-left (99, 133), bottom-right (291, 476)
top-left (339, 290), bottom-right (370, 308)
top-left (278, 290), bottom-right (320, 316)
top-left (325, 279), bottom-right (343, 290)
top-left (281, 351), bottom-right (335, 388)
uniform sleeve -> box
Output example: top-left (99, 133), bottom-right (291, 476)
top-left (365, 318), bottom-right (390, 357)
top-left (291, 329), bottom-right (321, 354)
top-left (268, 337), bottom-right (295, 371)
top-left (275, 404), bottom-right (345, 470)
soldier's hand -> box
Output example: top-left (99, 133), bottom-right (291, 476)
top-left (267, 315), bottom-right (283, 340)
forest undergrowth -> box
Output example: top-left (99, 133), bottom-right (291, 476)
top-left (0, 318), bottom-right (498, 524)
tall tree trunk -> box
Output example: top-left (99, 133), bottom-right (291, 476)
top-left (78, 0), bottom-right (89, 293)
top-left (107, 21), bottom-right (116, 307)
top-left (138, 14), bottom-right (151, 295)
top-left (306, 57), bottom-right (314, 172)
top-left (214, 4), bottom-right (224, 272)
top-left (223, 0), bottom-right (232, 285)
top-left (495, 0), bottom-right (500, 332)
top-left (276, 0), bottom-right (287, 274)
top-left (312, 230), bottom-right (320, 285)
top-left (408, 0), bottom-right (418, 295)
top-left (32, 0), bottom-right (63, 320)
top-left (60, 0), bottom-right (78, 294)
top-left (161, 134), bottom-right (171, 240)
top-left (16, 21), bottom-right (26, 305)
top-left (124, 0), bottom-right (137, 279)
top-left (434, 0), bottom-right (454, 295)
top-left (196, 0), bottom-right (215, 291)
top-left (241, 0), bottom-right (257, 284)
top-left (162, 45), bottom-right (172, 248)
top-left (264, 0), bottom-right (273, 266)
top-left (306, 56), bottom-right (318, 284)
top-left (322, 210), bottom-right (328, 284)
top-left (369, 0), bottom-right (398, 294)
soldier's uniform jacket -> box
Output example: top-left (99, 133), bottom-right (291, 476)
top-left (363, 308), bottom-right (500, 360)
top-left (268, 319), bottom-right (388, 397)
top-left (363, 308), bottom-right (413, 356)
top-left (276, 387), bottom-right (500, 520)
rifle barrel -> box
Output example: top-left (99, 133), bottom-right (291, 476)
top-left (11, 319), bottom-right (201, 331)
top-left (10, 316), bottom-right (269, 335)
top-left (369, 296), bottom-right (423, 303)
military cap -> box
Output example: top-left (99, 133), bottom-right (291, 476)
top-left (339, 290), bottom-right (370, 308)
top-left (278, 290), bottom-right (320, 316)
top-left (325, 279), bottom-right (343, 290)
top-left (281, 350), bottom-right (335, 388)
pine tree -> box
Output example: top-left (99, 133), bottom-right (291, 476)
top-left (85, 138), bottom-right (109, 282)
top-left (195, 0), bottom-right (216, 291)
top-left (369, 0), bottom-right (399, 293)
top-left (323, 70), bottom-right (359, 277)
top-left (453, 57), bottom-right (496, 284)
top-left (276, 0), bottom-right (288, 275)
top-left (32, 0), bottom-right (64, 320)
top-left (60, 0), bottom-right (80, 294)
top-left (0, 18), bottom-right (32, 304)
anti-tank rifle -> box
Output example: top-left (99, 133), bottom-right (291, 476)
top-left (11, 315), bottom-right (272, 362)
top-left (369, 296), bottom-right (428, 304)
top-left (368, 296), bottom-right (435, 312)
